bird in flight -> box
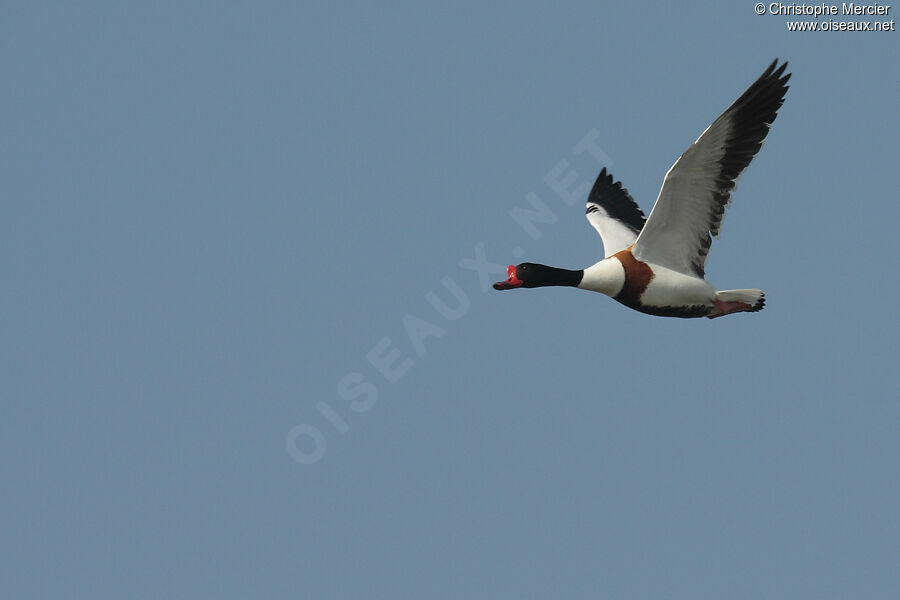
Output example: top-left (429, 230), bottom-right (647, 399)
top-left (494, 60), bottom-right (791, 319)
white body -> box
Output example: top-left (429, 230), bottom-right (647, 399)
top-left (579, 257), bottom-right (716, 306)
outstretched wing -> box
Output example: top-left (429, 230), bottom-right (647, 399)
top-left (633, 59), bottom-right (791, 277)
top-left (585, 167), bottom-right (646, 257)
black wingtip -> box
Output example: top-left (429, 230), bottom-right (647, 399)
top-left (585, 167), bottom-right (646, 232)
top-left (767, 59), bottom-right (792, 85)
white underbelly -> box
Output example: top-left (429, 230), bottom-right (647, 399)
top-left (641, 265), bottom-right (716, 307)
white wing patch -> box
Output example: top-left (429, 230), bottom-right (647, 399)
top-left (586, 204), bottom-right (640, 258)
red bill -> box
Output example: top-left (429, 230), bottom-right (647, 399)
top-left (493, 265), bottom-right (523, 290)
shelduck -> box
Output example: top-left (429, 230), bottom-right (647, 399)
top-left (493, 60), bottom-right (791, 319)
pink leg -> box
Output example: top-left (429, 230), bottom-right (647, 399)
top-left (708, 299), bottom-right (753, 319)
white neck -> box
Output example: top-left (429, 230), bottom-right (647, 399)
top-left (578, 258), bottom-right (625, 297)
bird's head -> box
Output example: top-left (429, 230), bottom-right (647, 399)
top-left (492, 263), bottom-right (546, 290)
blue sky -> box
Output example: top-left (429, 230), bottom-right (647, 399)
top-left (2, 2), bottom-right (898, 598)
